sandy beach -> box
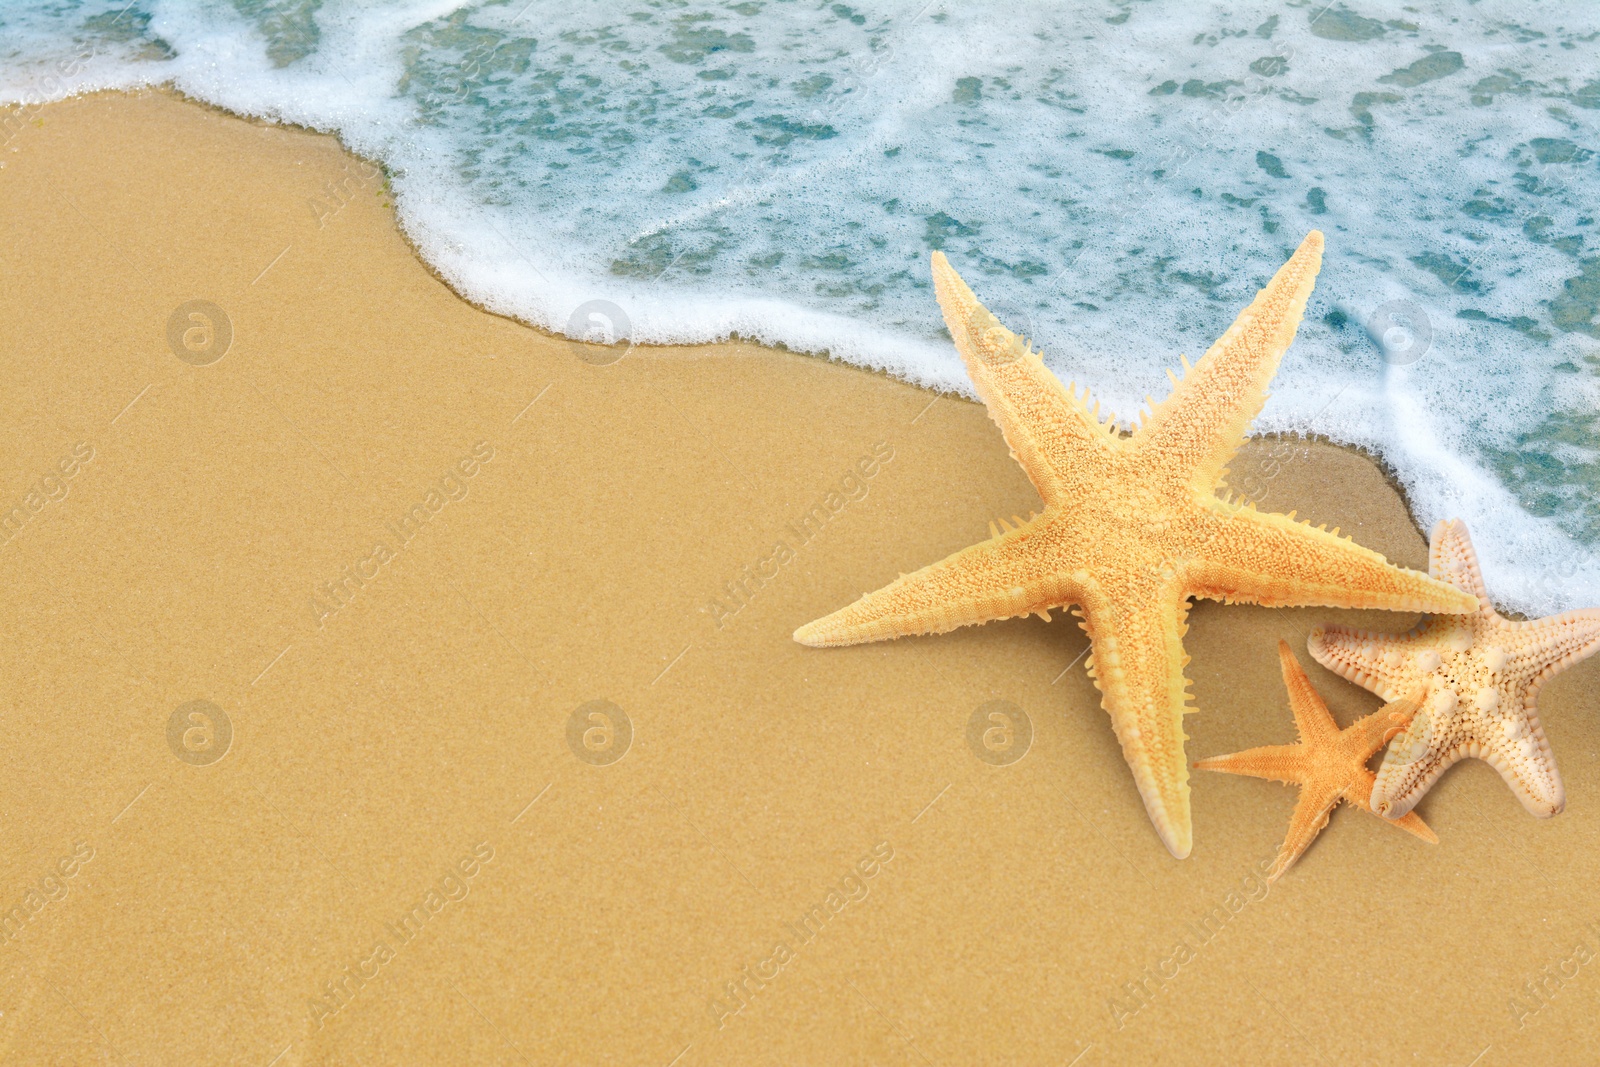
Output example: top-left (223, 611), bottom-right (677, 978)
top-left (2, 90), bottom-right (1597, 1065)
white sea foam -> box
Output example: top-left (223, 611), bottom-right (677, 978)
top-left (3, 0), bottom-right (1597, 614)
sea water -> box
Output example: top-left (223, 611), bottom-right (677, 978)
top-left (3, 0), bottom-right (1596, 615)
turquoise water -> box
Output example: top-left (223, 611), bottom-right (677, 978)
top-left (3, 0), bottom-right (1597, 612)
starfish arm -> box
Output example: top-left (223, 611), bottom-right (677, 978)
top-left (1390, 809), bottom-right (1438, 844)
top-left (1480, 729), bottom-right (1566, 818)
top-left (1363, 729), bottom-right (1452, 825)
top-left (1518, 608), bottom-right (1600, 704)
top-left (1427, 519), bottom-right (1492, 608)
top-left (1305, 624), bottom-right (1422, 703)
top-left (1369, 690), bottom-right (1459, 820)
top-left (1186, 504), bottom-right (1478, 614)
top-left (1275, 640), bottom-right (1340, 744)
top-left (1077, 582), bottom-right (1199, 859)
top-left (1194, 745), bottom-right (1307, 786)
top-left (1130, 231), bottom-right (1322, 493)
top-left (1343, 688), bottom-right (1427, 758)
top-left (1366, 684), bottom-right (1567, 821)
top-left (931, 252), bottom-right (1114, 505)
top-left (1347, 769), bottom-right (1438, 843)
top-left (793, 523), bottom-right (1078, 647)
top-left (1268, 782), bottom-right (1343, 882)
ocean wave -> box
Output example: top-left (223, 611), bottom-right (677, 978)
top-left (3, 0), bottom-right (1597, 613)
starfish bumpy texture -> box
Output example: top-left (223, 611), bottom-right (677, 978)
top-left (1309, 519), bottom-right (1600, 821)
top-left (1196, 641), bottom-right (1436, 881)
top-left (794, 231), bottom-right (1478, 857)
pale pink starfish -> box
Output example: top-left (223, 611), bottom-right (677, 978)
top-left (1309, 520), bottom-right (1600, 820)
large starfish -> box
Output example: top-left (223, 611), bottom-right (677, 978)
top-left (1196, 641), bottom-right (1436, 881)
top-left (1309, 519), bottom-right (1600, 820)
top-left (794, 231), bottom-right (1478, 857)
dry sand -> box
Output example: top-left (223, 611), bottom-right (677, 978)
top-left (1, 90), bottom-right (1597, 1065)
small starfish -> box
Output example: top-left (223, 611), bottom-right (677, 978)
top-left (1196, 641), bottom-right (1436, 882)
top-left (1309, 519), bottom-right (1600, 820)
top-left (794, 232), bottom-right (1477, 857)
